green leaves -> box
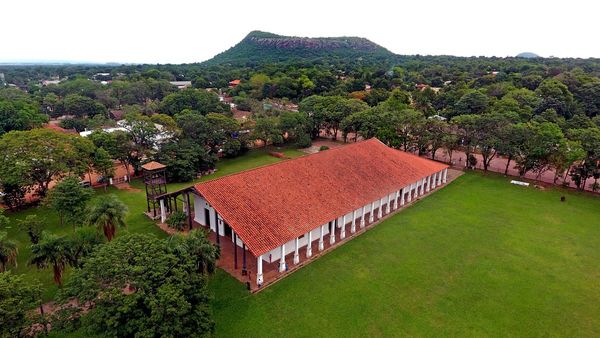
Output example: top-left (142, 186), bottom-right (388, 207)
top-left (57, 231), bottom-right (218, 337)
top-left (45, 176), bottom-right (94, 227)
top-left (86, 195), bottom-right (128, 241)
top-left (0, 272), bottom-right (41, 337)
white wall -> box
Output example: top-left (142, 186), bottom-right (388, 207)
top-left (193, 194), bottom-right (207, 225)
top-left (192, 192), bottom-right (222, 234)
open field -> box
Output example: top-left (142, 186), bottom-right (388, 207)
top-left (2, 147), bottom-right (305, 301)
top-left (209, 172), bottom-right (600, 337)
top-left (3, 148), bottom-right (600, 337)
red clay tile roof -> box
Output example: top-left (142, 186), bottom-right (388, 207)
top-left (228, 79), bottom-right (241, 85)
top-left (42, 123), bottom-right (78, 135)
top-left (194, 139), bottom-right (448, 256)
top-left (141, 161), bottom-right (166, 171)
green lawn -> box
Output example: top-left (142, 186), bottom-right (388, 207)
top-left (2, 146), bottom-right (306, 301)
top-left (209, 172), bottom-right (600, 337)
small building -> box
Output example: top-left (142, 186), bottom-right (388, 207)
top-left (190, 139), bottom-right (449, 289)
top-left (170, 81), bottom-right (192, 89)
top-left (228, 79), bottom-right (241, 88)
top-left (41, 79), bottom-right (61, 86)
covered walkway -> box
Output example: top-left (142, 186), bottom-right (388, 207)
top-left (197, 168), bottom-right (461, 291)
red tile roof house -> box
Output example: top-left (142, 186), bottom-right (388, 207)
top-left (191, 139), bottom-right (449, 290)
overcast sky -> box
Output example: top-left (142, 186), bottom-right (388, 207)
top-left (2, 0), bottom-right (598, 64)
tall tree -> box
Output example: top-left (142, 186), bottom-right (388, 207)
top-left (0, 129), bottom-right (94, 197)
top-left (56, 233), bottom-right (218, 337)
top-left (45, 176), bottom-right (94, 227)
top-left (29, 232), bottom-right (70, 285)
top-left (252, 117), bottom-right (283, 147)
top-left (160, 88), bottom-right (229, 115)
top-left (87, 195), bottom-right (128, 241)
top-left (516, 122), bottom-right (567, 179)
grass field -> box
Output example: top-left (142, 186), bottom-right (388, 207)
top-left (209, 172), bottom-right (600, 337)
top-left (4, 148), bottom-right (600, 337)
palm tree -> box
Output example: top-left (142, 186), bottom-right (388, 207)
top-left (87, 195), bottom-right (128, 241)
top-left (0, 231), bottom-right (18, 272)
top-left (29, 232), bottom-right (69, 285)
top-left (168, 229), bottom-right (220, 274)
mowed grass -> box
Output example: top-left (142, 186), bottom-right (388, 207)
top-left (2, 147), bottom-right (306, 301)
top-left (209, 172), bottom-right (600, 337)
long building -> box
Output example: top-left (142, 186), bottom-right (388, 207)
top-left (192, 139), bottom-right (449, 288)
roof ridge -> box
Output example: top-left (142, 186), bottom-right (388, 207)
top-left (196, 139), bottom-right (378, 186)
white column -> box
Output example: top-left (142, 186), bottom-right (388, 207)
top-left (431, 172), bottom-right (437, 189)
top-left (438, 170), bottom-right (443, 185)
top-left (108, 177), bottom-right (113, 185)
top-left (217, 215), bottom-right (224, 236)
top-left (414, 181), bottom-right (420, 198)
top-left (400, 187), bottom-right (406, 206)
top-left (351, 210), bottom-right (357, 234)
top-left (293, 238), bottom-right (300, 264)
top-left (279, 244), bottom-right (286, 272)
top-left (306, 231), bottom-right (313, 258)
top-left (159, 199), bottom-right (166, 223)
top-left (407, 184), bottom-right (413, 202)
top-left (385, 194), bottom-right (391, 214)
top-left (360, 206), bottom-right (366, 228)
top-left (319, 224), bottom-right (325, 251)
top-left (257, 255), bottom-right (264, 286)
top-left (420, 178), bottom-right (426, 195)
top-left (369, 202), bottom-right (375, 222)
top-left (426, 175), bottom-right (432, 192)
top-left (377, 197), bottom-right (383, 218)
top-left (394, 191), bottom-right (400, 209)
top-left (443, 168), bottom-right (448, 183)
top-left (329, 221), bottom-right (336, 245)
top-left (340, 216), bottom-right (346, 239)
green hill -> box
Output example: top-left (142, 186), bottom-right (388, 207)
top-left (203, 31), bottom-right (395, 66)
top-left (516, 52), bottom-right (541, 58)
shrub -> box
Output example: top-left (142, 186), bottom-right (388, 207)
top-left (222, 139), bottom-right (242, 158)
top-left (319, 145), bottom-right (329, 151)
top-left (295, 134), bottom-right (312, 148)
top-left (166, 211), bottom-right (187, 231)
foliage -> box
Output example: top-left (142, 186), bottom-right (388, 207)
top-left (252, 117), bottom-right (283, 146)
top-left (319, 145), bottom-right (329, 151)
top-left (0, 272), bottom-right (42, 337)
top-left (155, 139), bottom-right (216, 182)
top-left (86, 195), bottom-right (128, 241)
top-left (29, 232), bottom-right (70, 285)
top-left (0, 95), bottom-right (47, 135)
top-left (160, 88), bottom-right (229, 116)
top-left (56, 94), bottom-right (107, 118)
top-left (45, 176), bottom-right (94, 226)
top-left (56, 232), bottom-right (218, 337)
top-left (0, 231), bottom-right (18, 272)
top-left (0, 128), bottom-right (95, 197)
top-left (17, 215), bottom-right (44, 245)
top-left (166, 211), bottom-right (188, 231)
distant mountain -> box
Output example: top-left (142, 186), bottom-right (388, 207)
top-left (516, 52), bottom-right (541, 59)
top-left (203, 31), bottom-right (395, 66)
